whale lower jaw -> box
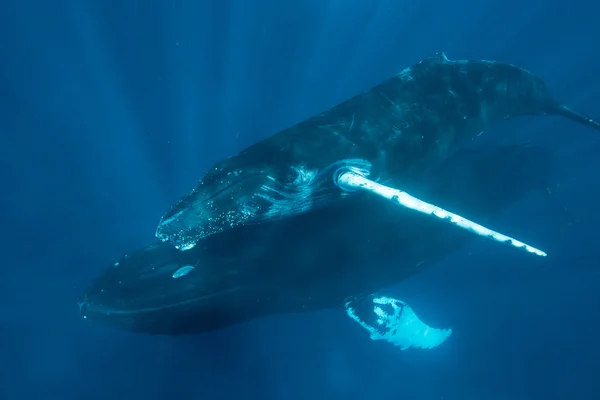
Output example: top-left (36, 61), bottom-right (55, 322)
top-left (80, 288), bottom-right (240, 319)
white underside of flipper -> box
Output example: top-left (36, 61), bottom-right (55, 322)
top-left (345, 294), bottom-right (452, 350)
top-left (335, 169), bottom-right (547, 257)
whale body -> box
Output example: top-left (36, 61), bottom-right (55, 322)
top-left (155, 53), bottom-right (598, 250)
top-left (80, 143), bottom-right (554, 335)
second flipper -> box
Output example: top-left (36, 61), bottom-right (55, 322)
top-left (345, 293), bottom-right (452, 350)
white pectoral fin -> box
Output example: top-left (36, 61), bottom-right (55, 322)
top-left (335, 170), bottom-right (546, 257)
top-left (345, 294), bottom-right (452, 350)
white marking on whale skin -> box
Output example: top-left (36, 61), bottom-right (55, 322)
top-left (378, 92), bottom-right (407, 122)
top-left (345, 295), bottom-right (452, 350)
top-left (226, 170), bottom-right (243, 177)
top-left (336, 171), bottom-right (547, 257)
top-left (159, 209), bottom-right (185, 227)
top-left (177, 242), bottom-right (196, 251)
top-left (396, 66), bottom-right (413, 81)
top-left (172, 265), bottom-right (195, 278)
top-left (319, 117), bottom-right (356, 136)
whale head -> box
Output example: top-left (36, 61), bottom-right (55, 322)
top-left (155, 150), bottom-right (370, 250)
top-left (156, 158), bottom-right (275, 250)
top-left (77, 241), bottom-right (255, 334)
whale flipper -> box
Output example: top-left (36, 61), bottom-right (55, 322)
top-left (334, 168), bottom-right (547, 257)
top-left (345, 294), bottom-right (452, 350)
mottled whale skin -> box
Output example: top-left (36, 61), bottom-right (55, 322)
top-left (81, 143), bottom-right (553, 334)
top-left (156, 52), bottom-right (598, 250)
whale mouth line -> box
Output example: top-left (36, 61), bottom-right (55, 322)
top-left (81, 288), bottom-right (240, 317)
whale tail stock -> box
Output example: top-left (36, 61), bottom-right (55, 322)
top-left (553, 105), bottom-right (600, 131)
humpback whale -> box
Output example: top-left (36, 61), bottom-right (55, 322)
top-left (155, 53), bottom-right (598, 252)
top-left (80, 143), bottom-right (555, 344)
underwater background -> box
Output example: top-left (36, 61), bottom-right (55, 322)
top-left (1, 0), bottom-right (600, 399)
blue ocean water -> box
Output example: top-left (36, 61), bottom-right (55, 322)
top-left (1, 0), bottom-right (599, 399)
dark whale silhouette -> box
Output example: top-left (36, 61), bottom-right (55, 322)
top-left (155, 52), bottom-right (598, 250)
top-left (80, 143), bottom-right (554, 335)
